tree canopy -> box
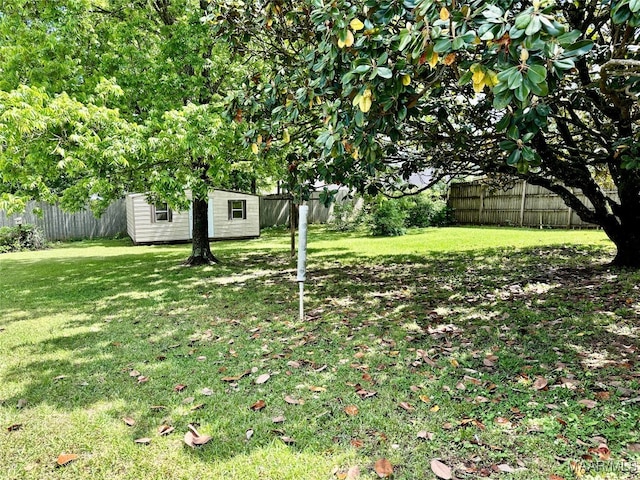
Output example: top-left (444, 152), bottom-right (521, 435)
top-left (0, 0), bottom-right (280, 263)
top-left (213, 0), bottom-right (640, 266)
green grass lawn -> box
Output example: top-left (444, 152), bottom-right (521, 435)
top-left (0, 226), bottom-right (638, 479)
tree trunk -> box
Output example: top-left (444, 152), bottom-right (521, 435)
top-left (611, 236), bottom-right (640, 267)
top-left (606, 213), bottom-right (640, 268)
top-left (184, 197), bottom-right (218, 266)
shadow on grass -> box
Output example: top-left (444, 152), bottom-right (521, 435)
top-left (1, 240), bottom-right (638, 472)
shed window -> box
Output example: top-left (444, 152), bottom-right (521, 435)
top-left (228, 200), bottom-right (247, 220)
top-left (152, 202), bottom-right (173, 222)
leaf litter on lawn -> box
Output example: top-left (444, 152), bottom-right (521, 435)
top-left (5, 231), bottom-right (639, 479)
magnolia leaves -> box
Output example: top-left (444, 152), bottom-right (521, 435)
top-left (352, 88), bottom-right (373, 113)
top-left (184, 424), bottom-right (212, 448)
top-left (337, 18), bottom-right (365, 49)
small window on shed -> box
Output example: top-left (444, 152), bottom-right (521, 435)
top-left (152, 202), bottom-right (173, 222)
top-left (228, 200), bottom-right (247, 220)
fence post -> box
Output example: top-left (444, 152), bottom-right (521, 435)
top-left (519, 181), bottom-right (527, 227)
top-left (479, 187), bottom-right (484, 224)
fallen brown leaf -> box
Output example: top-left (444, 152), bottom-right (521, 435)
top-left (417, 430), bottom-right (434, 440)
top-left (183, 424), bottom-right (212, 447)
top-left (309, 386), bottom-right (327, 392)
top-left (430, 458), bottom-right (452, 479)
top-left (350, 438), bottom-right (364, 448)
top-left (174, 384), bottom-right (187, 392)
top-left (245, 428), bottom-right (254, 440)
top-left (56, 453), bottom-right (78, 467)
top-left (272, 415), bottom-right (285, 423)
top-left (250, 399), bottom-right (266, 411)
top-left (158, 425), bottom-right (174, 436)
top-left (578, 399), bottom-right (597, 409)
top-left (279, 435), bottom-right (295, 444)
top-left (374, 458), bottom-right (393, 478)
top-left (344, 405), bottom-right (359, 416)
top-left (399, 401), bottom-right (415, 412)
top-left (533, 376), bottom-right (548, 390)
top-left (122, 417), bottom-right (136, 427)
top-left (221, 370), bottom-right (251, 382)
top-left (134, 437), bottom-right (151, 444)
top-left (7, 423), bottom-right (22, 432)
top-left (255, 373), bottom-right (271, 385)
top-left (284, 395), bottom-right (304, 405)
top-left (201, 387), bottom-right (213, 396)
top-left (345, 466), bottom-right (360, 479)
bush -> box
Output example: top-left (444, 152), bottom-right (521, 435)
top-left (0, 224), bottom-right (48, 253)
top-left (370, 198), bottom-right (407, 236)
top-left (405, 192), bottom-right (454, 228)
top-left (329, 197), bottom-right (367, 232)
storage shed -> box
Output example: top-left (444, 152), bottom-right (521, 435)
top-left (126, 190), bottom-right (260, 244)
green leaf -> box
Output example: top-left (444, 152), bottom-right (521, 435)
top-left (521, 145), bottom-right (536, 162)
top-left (376, 67), bottom-right (393, 79)
top-left (524, 15), bottom-right (541, 35)
top-left (499, 140), bottom-right (517, 151)
top-left (458, 70), bottom-right (473, 86)
top-left (529, 80), bottom-right (548, 96)
top-left (560, 40), bottom-right (594, 59)
top-left (527, 64), bottom-right (547, 84)
top-left (507, 148), bottom-right (522, 165)
top-left (507, 69), bottom-right (523, 90)
top-left (496, 114), bottom-right (512, 133)
top-left (514, 13), bottom-right (532, 30)
top-left (557, 30), bottom-right (582, 46)
top-left (398, 30), bottom-right (412, 51)
top-left (535, 104), bottom-right (550, 117)
top-left (612, 3), bottom-right (632, 23)
top-left (631, 0), bottom-right (640, 12)
top-left (553, 58), bottom-right (575, 71)
top-left (493, 90), bottom-right (512, 109)
top-left (433, 38), bottom-right (452, 53)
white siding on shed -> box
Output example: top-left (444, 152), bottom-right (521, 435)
top-left (127, 194), bottom-right (190, 244)
top-left (212, 191), bottom-right (260, 239)
top-left (126, 190), bottom-right (260, 244)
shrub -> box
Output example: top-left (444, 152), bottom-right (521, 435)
top-left (405, 192), bottom-right (454, 228)
top-left (370, 198), bottom-right (407, 236)
top-left (0, 224), bottom-right (48, 253)
top-left (329, 197), bottom-right (367, 232)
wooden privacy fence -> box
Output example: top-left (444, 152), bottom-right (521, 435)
top-left (448, 181), bottom-right (617, 228)
top-left (260, 190), bottom-right (360, 228)
top-left (0, 199), bottom-right (127, 241)
top-left (1, 190), bottom-right (356, 241)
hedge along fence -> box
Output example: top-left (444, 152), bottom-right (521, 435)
top-left (448, 180), bottom-right (618, 228)
top-left (259, 190), bottom-right (363, 228)
top-left (0, 199), bottom-right (127, 241)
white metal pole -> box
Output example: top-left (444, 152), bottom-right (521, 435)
top-left (297, 204), bottom-right (309, 321)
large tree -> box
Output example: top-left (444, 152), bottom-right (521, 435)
top-left (0, 0), bottom-right (269, 264)
top-left (213, 0), bottom-right (640, 267)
